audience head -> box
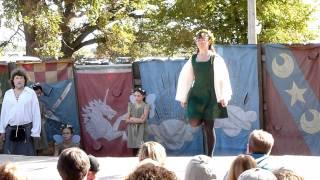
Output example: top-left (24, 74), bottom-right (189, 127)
top-left (273, 168), bottom-right (304, 180)
top-left (57, 147), bottom-right (90, 180)
top-left (0, 162), bottom-right (27, 180)
top-left (238, 168), bottom-right (277, 180)
top-left (125, 163), bottom-right (177, 180)
top-left (87, 155), bottom-right (100, 180)
top-left (248, 129), bottom-right (274, 154)
top-left (227, 154), bottom-right (257, 180)
top-left (138, 141), bottom-right (166, 166)
top-left (184, 155), bottom-right (216, 180)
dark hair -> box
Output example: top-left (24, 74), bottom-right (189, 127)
top-left (88, 155), bottom-right (100, 172)
top-left (134, 88), bottom-right (146, 96)
top-left (61, 124), bottom-right (74, 134)
top-left (10, 69), bottom-right (28, 88)
top-left (31, 82), bottom-right (43, 92)
top-left (134, 88), bottom-right (146, 102)
top-left (57, 147), bottom-right (90, 180)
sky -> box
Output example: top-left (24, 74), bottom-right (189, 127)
top-left (304, 0), bottom-right (320, 32)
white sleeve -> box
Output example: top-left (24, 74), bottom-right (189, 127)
top-left (214, 55), bottom-right (232, 103)
top-left (0, 92), bottom-right (9, 133)
top-left (31, 92), bottom-right (41, 137)
top-left (175, 59), bottom-right (194, 103)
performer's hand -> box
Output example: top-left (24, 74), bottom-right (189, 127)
top-left (180, 101), bottom-right (187, 108)
top-left (219, 100), bottom-right (227, 107)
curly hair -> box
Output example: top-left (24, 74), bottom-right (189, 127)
top-left (125, 163), bottom-right (177, 180)
top-left (273, 168), bottom-right (304, 180)
top-left (195, 29), bottom-right (215, 42)
top-left (0, 162), bottom-right (26, 180)
top-left (194, 29), bottom-right (215, 52)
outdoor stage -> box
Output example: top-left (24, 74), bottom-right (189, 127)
top-left (0, 155), bottom-right (318, 180)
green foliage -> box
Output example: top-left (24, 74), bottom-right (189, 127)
top-left (257, 0), bottom-right (316, 43)
top-left (1, 0), bottom-right (20, 28)
top-left (1, 0), bottom-right (149, 58)
top-left (33, 7), bottom-right (62, 57)
top-left (0, 0), bottom-right (317, 58)
top-left (96, 23), bottom-right (137, 58)
top-left (145, 0), bottom-right (317, 55)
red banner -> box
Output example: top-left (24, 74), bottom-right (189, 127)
top-left (263, 44), bottom-right (320, 155)
top-left (75, 65), bottom-right (132, 156)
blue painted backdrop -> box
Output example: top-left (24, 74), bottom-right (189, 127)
top-left (139, 45), bottom-right (260, 156)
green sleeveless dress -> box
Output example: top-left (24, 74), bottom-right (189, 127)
top-left (187, 54), bottom-right (228, 120)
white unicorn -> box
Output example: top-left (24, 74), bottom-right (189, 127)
top-left (82, 89), bottom-right (127, 142)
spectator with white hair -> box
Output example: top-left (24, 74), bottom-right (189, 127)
top-left (238, 168), bottom-right (277, 180)
top-left (184, 155), bottom-right (217, 180)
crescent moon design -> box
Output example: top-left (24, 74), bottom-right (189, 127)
top-left (271, 53), bottom-right (294, 78)
top-left (300, 109), bottom-right (320, 134)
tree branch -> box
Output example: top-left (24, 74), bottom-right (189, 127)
top-left (0, 25), bottom-right (22, 48)
top-left (72, 25), bottom-right (98, 48)
top-left (74, 37), bottom-right (106, 51)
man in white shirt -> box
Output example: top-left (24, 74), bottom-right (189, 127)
top-left (0, 68), bottom-right (41, 156)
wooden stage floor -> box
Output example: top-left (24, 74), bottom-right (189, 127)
top-left (0, 155), bottom-right (319, 180)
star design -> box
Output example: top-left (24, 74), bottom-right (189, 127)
top-left (285, 82), bottom-right (306, 106)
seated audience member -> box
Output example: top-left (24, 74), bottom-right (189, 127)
top-left (54, 124), bottom-right (80, 156)
top-left (238, 168), bottom-right (277, 180)
top-left (226, 154), bottom-right (257, 180)
top-left (184, 155), bottom-right (216, 180)
top-left (125, 163), bottom-right (177, 180)
top-left (273, 168), bottom-right (304, 180)
top-left (0, 162), bottom-right (27, 180)
top-left (57, 147), bottom-right (90, 180)
top-left (138, 141), bottom-right (167, 166)
top-left (247, 129), bottom-right (280, 170)
top-left (87, 155), bottom-right (100, 180)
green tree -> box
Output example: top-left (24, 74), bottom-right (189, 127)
top-left (145, 0), bottom-right (317, 55)
top-left (1, 0), bottom-right (317, 59)
top-left (1, 0), bottom-right (148, 58)
top-left (258, 0), bottom-right (317, 43)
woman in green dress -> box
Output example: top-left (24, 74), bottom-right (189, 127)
top-left (126, 88), bottom-right (150, 155)
top-left (176, 29), bottom-right (232, 156)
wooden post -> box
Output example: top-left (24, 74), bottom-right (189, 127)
top-left (248, 0), bottom-right (257, 44)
